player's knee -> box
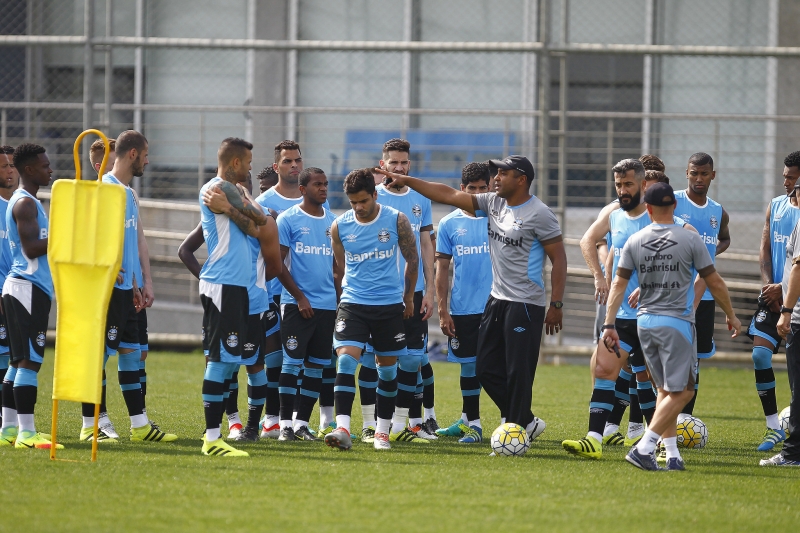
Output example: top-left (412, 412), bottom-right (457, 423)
top-left (337, 354), bottom-right (358, 376)
top-left (281, 362), bottom-right (301, 376)
top-left (752, 345), bottom-right (773, 370)
top-left (360, 351), bottom-right (376, 369)
top-left (420, 351), bottom-right (430, 366)
top-left (118, 349), bottom-right (141, 372)
top-left (204, 361), bottom-right (228, 383)
top-left (398, 354), bottom-right (419, 372)
top-left (304, 367), bottom-right (323, 379)
top-left (377, 363), bottom-right (397, 382)
top-left (264, 350), bottom-right (282, 368)
top-left (460, 362), bottom-right (476, 378)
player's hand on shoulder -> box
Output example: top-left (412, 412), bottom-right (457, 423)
top-left (203, 184), bottom-right (231, 213)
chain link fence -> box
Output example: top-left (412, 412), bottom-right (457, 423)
top-left (3, 0), bottom-right (800, 353)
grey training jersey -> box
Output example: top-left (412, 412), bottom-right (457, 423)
top-left (782, 222), bottom-right (800, 324)
top-left (474, 193), bottom-right (562, 306)
top-left (618, 223), bottom-right (714, 322)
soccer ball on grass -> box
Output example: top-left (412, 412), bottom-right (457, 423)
top-left (490, 423), bottom-right (530, 456)
top-left (779, 406), bottom-right (791, 436)
top-left (676, 416), bottom-right (708, 449)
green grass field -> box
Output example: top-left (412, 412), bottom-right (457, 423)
top-left (2, 352), bottom-right (799, 532)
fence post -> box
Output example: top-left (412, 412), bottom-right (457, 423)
top-left (605, 119), bottom-right (614, 203)
top-left (103, 0), bottom-right (112, 131)
top-left (537, 0), bottom-right (550, 202)
top-left (82, 0), bottom-right (95, 176)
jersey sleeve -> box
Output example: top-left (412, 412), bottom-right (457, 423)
top-left (421, 197), bottom-right (433, 229)
top-left (436, 218), bottom-right (453, 256)
top-left (473, 193), bottom-right (494, 217)
top-left (276, 211), bottom-right (292, 248)
top-left (534, 203), bottom-right (562, 242)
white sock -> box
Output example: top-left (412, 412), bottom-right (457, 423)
top-left (1, 407), bottom-right (17, 429)
top-left (292, 411), bottom-right (297, 423)
top-left (320, 406), bottom-right (334, 427)
top-left (461, 412), bottom-right (468, 424)
top-left (391, 407), bottom-right (409, 433)
top-left (82, 416), bottom-right (95, 429)
top-left (361, 404), bottom-right (376, 427)
top-left (627, 422), bottom-right (644, 437)
top-left (206, 427), bottom-right (221, 441)
top-left (376, 417), bottom-right (391, 435)
top-left (335, 415), bottom-right (351, 433)
top-left (227, 412), bottom-right (242, 427)
top-left (265, 415), bottom-right (279, 429)
top-left (468, 419), bottom-right (481, 429)
top-left (603, 423), bottom-right (620, 437)
top-left (18, 414), bottom-right (35, 433)
top-left (767, 413), bottom-right (780, 430)
top-left (424, 407), bottom-right (436, 421)
top-left (501, 417), bottom-right (506, 424)
top-left (130, 413), bottom-right (148, 429)
top-left (409, 417), bottom-right (423, 428)
top-left (293, 420), bottom-right (308, 431)
top-left (636, 429), bottom-right (660, 455)
top-left (279, 419), bottom-right (293, 430)
top-left (664, 436), bottom-right (680, 459)
top-left (587, 431), bottom-right (603, 443)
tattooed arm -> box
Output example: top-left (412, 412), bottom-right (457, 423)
top-left (203, 181), bottom-right (259, 238)
top-left (397, 213), bottom-right (419, 319)
top-left (239, 184), bottom-right (269, 226)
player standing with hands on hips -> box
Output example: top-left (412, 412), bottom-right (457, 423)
top-left (376, 155), bottom-right (567, 443)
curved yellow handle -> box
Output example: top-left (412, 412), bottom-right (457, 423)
top-left (73, 129), bottom-right (110, 181)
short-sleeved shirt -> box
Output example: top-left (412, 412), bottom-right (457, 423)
top-left (255, 187), bottom-right (330, 300)
top-left (276, 204), bottom-right (337, 310)
top-left (376, 185), bottom-right (432, 293)
top-left (770, 195), bottom-right (800, 284)
top-left (436, 209), bottom-right (492, 316)
top-left (473, 193), bottom-right (562, 306)
top-left (782, 223), bottom-right (800, 324)
top-left (618, 223), bottom-right (714, 322)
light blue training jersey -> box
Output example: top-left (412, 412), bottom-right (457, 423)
top-left (198, 177), bottom-right (251, 287)
top-left (103, 174), bottom-right (139, 290)
top-left (255, 187), bottom-right (330, 301)
top-left (7, 189), bottom-right (53, 299)
top-left (769, 195), bottom-right (800, 284)
top-left (337, 204), bottom-right (404, 306)
top-left (376, 184), bottom-right (432, 294)
top-left (436, 209), bottom-right (492, 316)
top-left (247, 235), bottom-right (271, 315)
top-left (277, 204), bottom-right (337, 310)
top-left (0, 197), bottom-right (12, 289)
top-left (674, 190), bottom-right (722, 301)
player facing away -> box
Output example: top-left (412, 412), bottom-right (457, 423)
top-left (79, 131), bottom-right (176, 443)
top-left (0, 147), bottom-right (17, 435)
top-left (603, 182), bottom-right (740, 471)
top-left (198, 137), bottom-right (270, 457)
top-left (275, 168), bottom-right (338, 441)
top-left (376, 155), bottom-right (567, 444)
top-left (673, 152), bottom-right (730, 418)
top-left (434, 162), bottom-right (492, 443)
top-left (179, 172), bottom-right (281, 443)
top-left (323, 168), bottom-right (419, 451)
top-left (748, 151), bottom-right (800, 452)
top-left (0, 144), bottom-right (58, 449)
top-left (376, 139), bottom-right (439, 438)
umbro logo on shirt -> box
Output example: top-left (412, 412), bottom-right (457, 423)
top-left (455, 228), bottom-right (468, 237)
top-left (642, 236), bottom-right (678, 253)
top-left (344, 234), bottom-right (358, 243)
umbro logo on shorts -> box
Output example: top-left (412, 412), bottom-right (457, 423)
top-left (394, 332), bottom-right (406, 342)
top-left (642, 236), bottom-right (678, 253)
top-left (513, 327), bottom-right (526, 333)
top-left (244, 343), bottom-right (255, 351)
top-left (266, 311), bottom-right (276, 320)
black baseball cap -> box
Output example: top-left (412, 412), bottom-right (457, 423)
top-left (489, 155), bottom-right (535, 181)
top-left (644, 182), bottom-right (676, 206)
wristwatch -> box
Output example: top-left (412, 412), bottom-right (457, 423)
top-left (550, 301), bottom-right (563, 309)
top-left (601, 324), bottom-right (616, 330)
top-left (781, 306), bottom-right (794, 314)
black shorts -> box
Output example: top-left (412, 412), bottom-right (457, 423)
top-left (264, 301), bottom-right (280, 337)
top-left (404, 291), bottom-right (429, 356)
top-left (137, 307), bottom-right (149, 351)
top-left (280, 304), bottom-right (335, 366)
top-left (0, 304), bottom-right (9, 355)
top-left (448, 313), bottom-right (481, 364)
top-left (105, 287), bottom-right (140, 355)
top-left (200, 282), bottom-right (249, 363)
top-left (333, 302), bottom-right (407, 357)
top-left (748, 298), bottom-right (782, 353)
top-left (2, 278), bottom-right (51, 365)
top-left (241, 311), bottom-right (268, 366)
top-left (616, 318), bottom-right (644, 372)
top-left (696, 299), bottom-right (716, 358)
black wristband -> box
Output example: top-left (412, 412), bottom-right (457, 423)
top-left (781, 307), bottom-right (794, 315)
top-left (550, 301), bottom-right (563, 309)
top-left (601, 324), bottom-right (616, 330)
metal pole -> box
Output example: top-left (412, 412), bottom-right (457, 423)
top-left (763, 0), bottom-right (779, 205)
top-left (198, 113), bottom-right (205, 191)
top-left (521, 0), bottom-right (538, 163)
top-left (641, 0), bottom-right (654, 154)
top-left (401, 0), bottom-right (413, 136)
top-left (104, 0), bottom-right (113, 130)
top-left (24, 0), bottom-right (32, 140)
top-left (537, 0), bottom-right (550, 201)
top-left (133, 0), bottom-right (143, 192)
top-left (285, 0), bottom-right (298, 140)
top-left (83, 0), bottom-right (95, 175)
top-left (1, 109), bottom-right (6, 147)
top-left (244, 0), bottom-right (256, 142)
top-left (605, 119), bottom-right (614, 203)
top-left (712, 120), bottom-right (720, 200)
top-left (557, 54), bottom-right (567, 226)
